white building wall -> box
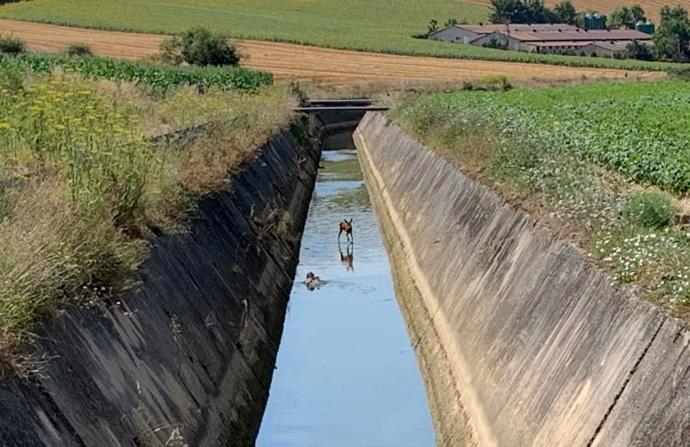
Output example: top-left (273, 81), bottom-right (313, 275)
top-left (428, 26), bottom-right (480, 44)
top-left (470, 33), bottom-right (521, 51)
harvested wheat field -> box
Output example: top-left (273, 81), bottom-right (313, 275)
top-left (0, 19), bottom-right (664, 86)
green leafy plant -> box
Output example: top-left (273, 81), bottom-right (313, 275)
top-left (0, 35), bottom-right (25, 55)
top-left (622, 190), bottom-right (679, 228)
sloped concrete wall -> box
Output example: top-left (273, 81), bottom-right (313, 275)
top-left (0, 130), bottom-right (319, 446)
top-left (355, 112), bottom-right (690, 447)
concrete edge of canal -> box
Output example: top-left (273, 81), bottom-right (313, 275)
top-left (0, 126), bottom-right (320, 447)
top-left (354, 112), bottom-right (690, 447)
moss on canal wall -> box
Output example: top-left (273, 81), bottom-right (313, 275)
top-left (355, 112), bottom-right (690, 447)
top-left (0, 130), bottom-right (319, 446)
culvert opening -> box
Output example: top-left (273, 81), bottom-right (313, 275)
top-left (256, 113), bottom-right (434, 446)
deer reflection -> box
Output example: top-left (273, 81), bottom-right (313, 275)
top-left (339, 242), bottom-right (354, 272)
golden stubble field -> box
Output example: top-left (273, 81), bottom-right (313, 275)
top-left (0, 19), bottom-right (664, 86)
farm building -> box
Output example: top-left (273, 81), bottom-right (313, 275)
top-left (429, 23), bottom-right (652, 57)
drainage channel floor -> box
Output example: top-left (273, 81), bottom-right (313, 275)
top-left (256, 149), bottom-right (434, 447)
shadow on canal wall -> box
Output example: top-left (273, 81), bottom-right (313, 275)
top-left (0, 128), bottom-right (320, 446)
top-left (355, 112), bottom-right (690, 447)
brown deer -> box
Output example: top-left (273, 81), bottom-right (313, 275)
top-left (339, 243), bottom-right (354, 272)
top-left (338, 218), bottom-right (353, 243)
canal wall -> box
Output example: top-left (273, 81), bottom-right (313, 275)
top-left (355, 112), bottom-right (690, 447)
top-left (0, 128), bottom-right (320, 446)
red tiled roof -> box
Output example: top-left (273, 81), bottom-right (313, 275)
top-left (456, 23), bottom-right (579, 34)
top-left (505, 29), bottom-right (651, 42)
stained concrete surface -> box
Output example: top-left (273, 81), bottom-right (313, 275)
top-left (354, 112), bottom-right (690, 447)
top-left (0, 130), bottom-right (319, 446)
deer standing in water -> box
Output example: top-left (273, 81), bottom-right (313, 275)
top-left (338, 218), bottom-right (353, 243)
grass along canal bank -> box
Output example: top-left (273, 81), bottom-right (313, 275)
top-left (392, 80), bottom-right (690, 319)
top-left (0, 62), bottom-right (294, 371)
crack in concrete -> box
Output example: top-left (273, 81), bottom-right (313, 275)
top-left (586, 317), bottom-right (666, 447)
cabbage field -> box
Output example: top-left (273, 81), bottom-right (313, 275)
top-left (398, 81), bottom-right (690, 193)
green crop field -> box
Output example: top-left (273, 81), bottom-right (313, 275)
top-left (397, 81), bottom-right (690, 192)
top-left (394, 81), bottom-right (690, 311)
top-left (0, 0), bottom-right (680, 71)
top-left (0, 53), bottom-right (273, 91)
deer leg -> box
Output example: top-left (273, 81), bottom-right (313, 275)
top-left (338, 228), bottom-right (343, 242)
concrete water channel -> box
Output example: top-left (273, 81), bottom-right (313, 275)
top-left (257, 145), bottom-right (434, 446)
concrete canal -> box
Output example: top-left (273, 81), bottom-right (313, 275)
top-left (257, 148), bottom-right (434, 446)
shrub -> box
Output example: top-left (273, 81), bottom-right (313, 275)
top-left (0, 35), bottom-right (25, 55)
top-left (626, 41), bottom-right (654, 61)
top-left (622, 190), bottom-right (679, 228)
top-left (180, 27), bottom-right (239, 66)
top-left (158, 36), bottom-right (184, 65)
top-left (66, 43), bottom-right (93, 57)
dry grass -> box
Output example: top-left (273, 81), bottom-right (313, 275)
top-left (0, 69), bottom-right (294, 370)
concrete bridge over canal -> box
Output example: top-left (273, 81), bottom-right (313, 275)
top-left (299, 99), bottom-right (388, 150)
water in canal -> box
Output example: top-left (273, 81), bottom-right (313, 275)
top-left (256, 149), bottom-right (434, 447)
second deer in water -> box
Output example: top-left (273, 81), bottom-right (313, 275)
top-left (338, 218), bottom-right (353, 243)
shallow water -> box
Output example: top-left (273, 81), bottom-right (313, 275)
top-left (256, 149), bottom-right (434, 447)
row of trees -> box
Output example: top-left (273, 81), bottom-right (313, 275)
top-left (489, 0), bottom-right (577, 25)
top-left (615, 4), bottom-right (690, 62)
top-left (609, 4), bottom-right (646, 29)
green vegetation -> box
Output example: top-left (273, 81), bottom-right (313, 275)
top-left (393, 81), bottom-right (690, 312)
top-left (397, 82), bottom-right (690, 192)
top-left (0, 0), bottom-right (682, 71)
top-left (160, 27), bottom-right (240, 67)
top-left (66, 42), bottom-right (93, 57)
top-left (0, 66), bottom-right (293, 369)
top-left (490, 0), bottom-right (576, 24)
top-left (0, 35), bottom-right (24, 54)
top-left (654, 6), bottom-right (690, 61)
top-left (609, 4), bottom-right (646, 29)
top-left (0, 52), bottom-right (272, 91)
top-left (622, 190), bottom-right (678, 228)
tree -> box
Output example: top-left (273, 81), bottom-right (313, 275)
top-left (626, 40), bottom-right (654, 60)
top-left (158, 28), bottom-right (240, 66)
top-left (553, 0), bottom-right (577, 24)
top-left (654, 6), bottom-right (690, 61)
top-left (179, 27), bottom-right (239, 66)
top-left (490, 0), bottom-right (565, 24)
top-left (524, 0), bottom-right (553, 23)
top-left (630, 4), bottom-right (646, 22)
top-left (610, 4), bottom-right (646, 29)
top-left (427, 19), bottom-right (439, 35)
top-left (444, 18), bottom-right (458, 27)
top-left (490, 0), bottom-right (527, 24)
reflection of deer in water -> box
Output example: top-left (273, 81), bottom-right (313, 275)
top-left (339, 243), bottom-right (354, 272)
top-left (338, 218), bottom-right (353, 243)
